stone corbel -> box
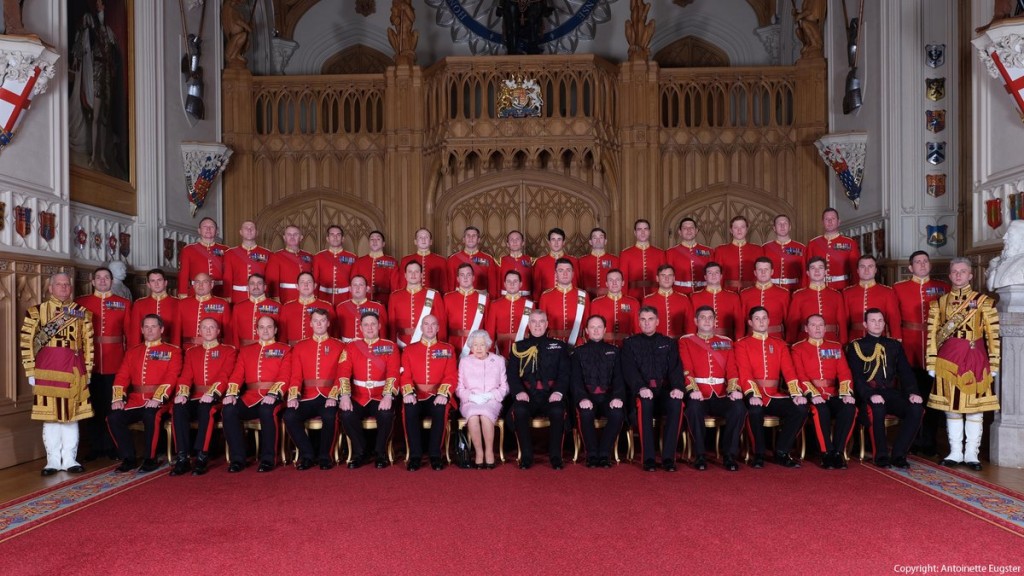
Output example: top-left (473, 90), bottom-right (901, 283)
top-left (0, 35), bottom-right (59, 153)
top-left (973, 22), bottom-right (1024, 122)
top-left (180, 142), bottom-right (233, 217)
top-left (815, 132), bottom-right (867, 209)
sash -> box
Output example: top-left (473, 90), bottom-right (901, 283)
top-left (402, 289), bottom-right (437, 349)
top-left (34, 308), bottom-right (78, 354)
top-left (692, 335), bottom-right (727, 372)
top-left (936, 294), bottom-right (982, 349)
top-left (567, 289), bottom-right (587, 344)
top-left (460, 292), bottom-right (489, 358)
top-left (515, 299), bottom-right (534, 341)
top-left (352, 339), bottom-right (388, 375)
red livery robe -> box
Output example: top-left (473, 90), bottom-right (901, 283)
top-left (279, 296), bottom-right (335, 345)
top-left (313, 248), bottom-right (357, 308)
top-left (335, 298), bottom-right (388, 342)
top-left (230, 295), bottom-right (282, 347)
top-left (172, 342), bottom-right (237, 453)
top-left (665, 242), bottom-right (714, 294)
top-left (807, 234), bottom-right (861, 290)
top-left (734, 332), bottom-right (805, 456)
top-left (177, 295), bottom-right (232, 352)
top-left (484, 293), bottom-right (534, 357)
top-left (179, 241), bottom-right (229, 297)
top-left (444, 287), bottom-right (489, 356)
top-left (108, 341), bottom-right (183, 460)
top-left (578, 251), bottom-right (619, 298)
top-left (589, 293), bottom-right (640, 347)
top-left (786, 284), bottom-right (848, 344)
top-left (223, 244), bottom-right (272, 303)
top-left (677, 333), bottom-right (745, 458)
top-left (642, 289), bottom-right (694, 339)
top-left (532, 252), bottom-right (579, 297)
top-left (619, 243), bottom-right (665, 301)
top-left (284, 336), bottom-right (344, 402)
top-left (76, 291), bottom-right (132, 374)
top-left (714, 240), bottom-right (764, 292)
top-left (539, 285), bottom-right (591, 345)
top-left (762, 239), bottom-right (807, 292)
top-left (447, 250), bottom-right (500, 299)
top-left (129, 293), bottom-right (179, 347)
top-left (740, 282), bottom-right (791, 338)
top-left (338, 337), bottom-right (402, 458)
top-left (265, 248), bottom-right (314, 304)
top-left (396, 252), bottom-right (449, 293)
top-left (352, 252), bottom-right (399, 307)
top-left (690, 287), bottom-right (744, 340)
top-left (842, 281), bottom-right (903, 341)
top-left (791, 337), bottom-right (856, 454)
top-left (221, 339), bottom-right (291, 466)
top-left (399, 338), bottom-right (459, 460)
top-left (499, 253), bottom-right (535, 296)
top-left (388, 287), bottom-right (447, 348)
top-left (893, 276), bottom-right (949, 368)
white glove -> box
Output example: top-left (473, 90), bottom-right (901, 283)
top-left (928, 370), bottom-right (935, 377)
top-left (28, 376), bottom-right (36, 386)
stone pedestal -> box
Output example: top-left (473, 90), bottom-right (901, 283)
top-left (991, 285), bottom-right (1024, 468)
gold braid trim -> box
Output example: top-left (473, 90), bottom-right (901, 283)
top-left (511, 344), bottom-right (539, 378)
top-left (852, 341), bottom-right (887, 382)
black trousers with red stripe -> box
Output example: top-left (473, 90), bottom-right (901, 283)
top-left (862, 390), bottom-right (924, 459)
top-left (340, 399), bottom-right (395, 459)
top-left (510, 397), bottom-right (567, 462)
top-left (222, 400), bottom-right (282, 466)
top-left (746, 397), bottom-right (808, 456)
top-left (685, 395), bottom-right (746, 459)
top-left (635, 390), bottom-right (684, 463)
top-left (403, 397), bottom-right (450, 460)
top-left (576, 395), bottom-right (624, 460)
top-left (108, 405), bottom-right (168, 461)
top-left (171, 399), bottom-right (220, 457)
top-left (283, 397), bottom-right (338, 462)
top-left (809, 396), bottom-right (857, 453)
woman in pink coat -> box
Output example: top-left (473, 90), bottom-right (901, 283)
top-left (457, 329), bottom-right (508, 468)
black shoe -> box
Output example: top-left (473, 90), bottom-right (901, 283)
top-left (375, 457), bottom-right (390, 469)
top-left (598, 457), bottom-right (611, 468)
top-left (774, 452), bottom-right (800, 468)
top-left (485, 462), bottom-right (497, 470)
top-left (170, 458), bottom-right (191, 476)
top-left (820, 452), bottom-right (836, 470)
top-left (347, 454), bottom-right (366, 469)
top-left (662, 460), bottom-right (678, 472)
top-left (751, 454), bottom-right (765, 469)
top-left (407, 460), bottom-right (421, 472)
top-left (295, 458), bottom-right (315, 471)
top-left (693, 456), bottom-right (707, 471)
top-left (585, 457), bottom-right (598, 468)
top-left (319, 459), bottom-right (335, 471)
top-left (874, 456), bottom-right (892, 468)
top-left (192, 456), bottom-right (209, 476)
top-left (41, 467), bottom-right (59, 477)
top-left (518, 457), bottom-right (533, 470)
top-left (114, 459), bottom-right (137, 473)
top-left (836, 453), bottom-right (848, 469)
top-left (723, 456), bottom-right (739, 472)
top-left (227, 462), bottom-right (245, 473)
top-left (643, 459), bottom-right (657, 472)
top-left (891, 456), bottom-right (910, 469)
top-left (430, 458), bottom-right (445, 471)
top-left (550, 458), bottom-right (564, 470)
top-left (966, 461), bottom-right (983, 471)
top-left (940, 458), bottom-right (962, 467)
top-left (257, 461), bottom-right (274, 473)
top-left (66, 465), bottom-right (86, 474)
top-left (139, 458), bottom-right (160, 473)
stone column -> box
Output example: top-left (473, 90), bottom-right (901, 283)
top-left (991, 285), bottom-right (1024, 467)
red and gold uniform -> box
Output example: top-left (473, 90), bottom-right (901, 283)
top-left (313, 248), bottom-right (357, 307)
top-left (129, 293), bottom-right (179, 347)
top-left (532, 252), bottom-right (579, 297)
top-left (484, 293), bottom-right (534, 356)
top-left (500, 253), bottom-right (534, 296)
top-left (400, 338), bottom-right (459, 462)
top-left (740, 282), bottom-right (791, 338)
top-left (76, 290), bottom-right (132, 375)
top-left (926, 287), bottom-right (1001, 414)
top-left (176, 294), bottom-right (232, 352)
top-left (266, 248), bottom-right (314, 304)
top-left (808, 234), bottom-right (861, 290)
top-left (108, 340), bottom-right (183, 461)
top-left (172, 342), bottom-right (237, 456)
top-left (335, 297), bottom-right (388, 342)
top-left (230, 295), bottom-right (282, 347)
top-left (444, 287), bottom-right (489, 354)
top-left (578, 251), bottom-right (618, 298)
top-left (893, 276), bottom-right (949, 368)
top-left (447, 250), bottom-right (500, 299)
top-left (388, 286), bottom-right (447, 348)
top-left (735, 332), bottom-right (807, 458)
top-left (762, 239), bottom-right (807, 292)
top-left (792, 337), bottom-right (856, 458)
top-left (642, 289), bottom-right (694, 338)
top-left (677, 333), bottom-right (745, 460)
top-left (338, 337), bottom-right (402, 460)
top-left (221, 339), bottom-right (291, 467)
top-left (714, 240), bottom-right (764, 292)
top-left (21, 297), bottom-right (95, 422)
top-left (396, 251), bottom-right (449, 293)
top-left (282, 334), bottom-right (345, 464)
top-left (665, 242), bottom-right (714, 294)
top-left (538, 285), bottom-right (591, 345)
top-left (690, 287), bottom-right (744, 340)
top-left (843, 280), bottom-right (903, 341)
top-left (179, 241), bottom-right (229, 297)
top-left (619, 243), bottom-right (665, 301)
top-left (589, 293), bottom-right (640, 347)
top-left (279, 296), bottom-right (335, 345)
top-left (787, 284), bottom-right (848, 344)
top-left (352, 252), bottom-right (399, 307)
top-left (223, 244), bottom-right (272, 303)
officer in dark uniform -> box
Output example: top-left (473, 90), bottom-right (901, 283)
top-left (846, 308), bottom-right (924, 468)
top-left (620, 305), bottom-right (687, 472)
top-left (507, 309), bottom-right (571, 470)
top-left (570, 315), bottom-right (625, 468)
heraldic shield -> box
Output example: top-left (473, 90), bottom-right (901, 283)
top-left (987, 198), bottom-right (1003, 229)
top-left (497, 75), bottom-right (543, 118)
top-left (926, 109), bottom-right (945, 133)
top-left (926, 78), bottom-right (945, 101)
top-left (926, 174), bottom-right (946, 198)
top-left (927, 142), bottom-right (946, 165)
top-left (926, 44), bottom-right (945, 68)
top-left (927, 224), bottom-right (948, 247)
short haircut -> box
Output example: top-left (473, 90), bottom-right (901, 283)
top-left (585, 314), bottom-right (606, 327)
top-left (467, 329), bottom-right (493, 349)
top-left (729, 215), bottom-right (748, 226)
top-left (807, 256), bottom-right (826, 269)
top-left (857, 254), bottom-right (877, 265)
top-left (368, 230), bottom-right (386, 242)
top-left (555, 257), bottom-right (574, 269)
top-left (504, 269), bottom-right (522, 281)
top-left (360, 310), bottom-right (380, 322)
top-left (949, 256), bottom-right (971, 268)
top-left (404, 259), bottom-right (423, 272)
top-left (747, 305), bottom-right (768, 321)
top-left (548, 227), bottom-right (566, 240)
top-left (309, 307), bottom-right (330, 320)
top-left (457, 262), bottom-right (474, 274)
top-left (327, 224), bottom-right (345, 235)
top-left (694, 305), bottom-right (716, 317)
top-left (863, 307), bottom-right (884, 322)
top-left (678, 217), bottom-right (696, 229)
top-left (92, 266), bottom-right (112, 278)
top-left (146, 268), bottom-right (166, 281)
top-left (634, 219), bottom-right (651, 229)
top-left (704, 261), bottom-right (722, 273)
top-left (248, 272), bottom-right (266, 283)
top-left (908, 250), bottom-right (929, 264)
top-left (142, 313), bottom-right (164, 328)
top-left (657, 264), bottom-right (674, 274)
top-left (464, 226), bottom-right (481, 236)
top-left (754, 256), bottom-right (773, 267)
top-left (639, 305), bottom-right (659, 317)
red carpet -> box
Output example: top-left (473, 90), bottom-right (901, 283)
top-left (1, 459), bottom-right (1021, 574)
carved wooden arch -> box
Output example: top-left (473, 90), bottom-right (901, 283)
top-left (654, 36), bottom-right (730, 68)
top-left (254, 188), bottom-right (386, 254)
top-left (321, 44), bottom-right (394, 75)
top-left (274, 0), bottom-right (319, 41)
top-left (434, 171), bottom-right (612, 257)
top-left (660, 185), bottom-right (792, 248)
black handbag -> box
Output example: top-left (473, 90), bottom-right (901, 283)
top-left (454, 428), bottom-right (474, 469)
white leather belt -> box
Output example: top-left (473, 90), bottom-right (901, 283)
top-left (213, 280), bottom-right (224, 285)
top-left (694, 377), bottom-right (725, 384)
top-left (772, 278), bottom-right (799, 285)
top-left (501, 290), bottom-right (532, 296)
top-left (319, 286), bottom-right (351, 294)
top-left (279, 283), bottom-right (298, 289)
top-left (354, 379), bottom-right (385, 389)
top-left (341, 337), bottom-right (356, 343)
top-left (825, 275), bottom-right (848, 282)
top-left (232, 284), bottom-right (248, 292)
top-left (674, 280), bottom-right (706, 288)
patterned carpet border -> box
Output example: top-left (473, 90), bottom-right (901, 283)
top-left (0, 464), bottom-right (169, 543)
top-left (866, 456), bottom-right (1024, 538)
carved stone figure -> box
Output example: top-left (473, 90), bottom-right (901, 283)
top-left (497, 0), bottom-right (551, 55)
top-left (222, 0), bottom-right (251, 69)
top-left (387, 0), bottom-right (418, 66)
top-left (793, 0), bottom-right (826, 59)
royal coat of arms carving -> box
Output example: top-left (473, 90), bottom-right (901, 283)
top-left (498, 75), bottom-right (543, 118)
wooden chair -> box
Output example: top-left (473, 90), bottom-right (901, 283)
top-left (451, 417), bottom-right (506, 463)
top-left (345, 417), bottom-right (394, 464)
top-left (127, 418), bottom-right (174, 462)
top-left (743, 415), bottom-right (806, 461)
top-left (282, 417), bottom-right (342, 464)
top-left (859, 415), bottom-right (901, 461)
top-left (685, 415), bottom-right (726, 460)
top-left (572, 417), bottom-right (632, 464)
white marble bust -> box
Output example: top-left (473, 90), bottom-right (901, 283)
top-left (988, 220), bottom-right (1024, 291)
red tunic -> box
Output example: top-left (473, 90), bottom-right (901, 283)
top-left (678, 334), bottom-right (740, 398)
top-left (443, 288), bottom-right (489, 354)
top-left (387, 287), bottom-right (447, 348)
top-left (265, 248), bottom-right (314, 304)
top-left (176, 295), bottom-right (232, 352)
top-left (786, 285), bottom-right (848, 344)
top-left (179, 241), bottom-right (229, 297)
top-left (842, 281), bottom-right (903, 341)
top-left (734, 333), bottom-right (800, 404)
top-left (761, 240), bottom-right (807, 292)
top-left (447, 250), bottom-right (500, 299)
top-left (76, 291), bottom-right (132, 374)
top-left (351, 253), bottom-right (399, 308)
top-left (665, 242), bottom-right (714, 294)
top-left (396, 252), bottom-right (449, 293)
top-left (222, 244), bottom-right (272, 303)
top-left (285, 335), bottom-right (344, 401)
top-left (313, 248), bottom-right (357, 308)
top-left (739, 283), bottom-right (791, 338)
top-left (714, 241), bottom-right (764, 292)
top-left (807, 234), bottom-right (861, 290)
top-left (484, 294), bottom-right (534, 357)
top-left (690, 287), bottom-right (744, 340)
top-left (578, 252), bottom-right (619, 298)
top-left (279, 297), bottom-right (336, 345)
top-left (791, 338), bottom-right (853, 399)
top-left (892, 276), bottom-right (949, 368)
top-left (499, 253), bottom-right (535, 296)
top-left (399, 339), bottom-right (459, 399)
top-left (176, 342), bottom-right (237, 399)
top-left (339, 338), bottom-right (402, 406)
top-left (112, 341), bottom-right (183, 409)
top-left (335, 298), bottom-right (389, 342)
top-left (641, 289), bottom-right (694, 339)
top-left (129, 293), bottom-right (179, 347)
top-left (538, 285), bottom-right (591, 345)
top-left (225, 341), bottom-right (291, 407)
top-left (589, 293), bottom-right (640, 347)
top-left (619, 244), bottom-right (665, 301)
top-left (230, 296), bottom-right (282, 347)
top-left (531, 252), bottom-right (579, 297)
